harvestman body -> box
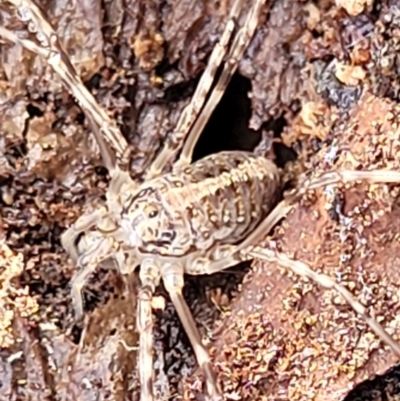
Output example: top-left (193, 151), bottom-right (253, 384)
top-left (2, 0), bottom-right (400, 400)
top-left (66, 151), bottom-right (280, 400)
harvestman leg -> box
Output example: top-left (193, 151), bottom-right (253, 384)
top-left (146, 0), bottom-right (243, 176)
top-left (153, 248), bottom-right (249, 400)
top-left (176, 0), bottom-right (267, 167)
top-left (228, 169), bottom-right (400, 355)
top-left (135, 258), bottom-right (162, 401)
top-left (187, 242), bottom-right (400, 357)
top-left (0, 2), bottom-right (139, 209)
top-left (70, 261), bottom-right (99, 322)
top-left (136, 257), bottom-right (225, 401)
top-left (161, 261), bottom-right (233, 401)
top-left (85, 115), bottom-right (139, 213)
top-left (1, 0), bottom-right (129, 164)
top-left (245, 246), bottom-right (400, 356)
top-left (238, 169), bottom-right (400, 250)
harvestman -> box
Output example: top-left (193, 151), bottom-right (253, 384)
top-left (2, 0), bottom-right (400, 400)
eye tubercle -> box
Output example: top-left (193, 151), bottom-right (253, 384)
top-left (145, 204), bottom-right (159, 218)
top-left (148, 210), bottom-right (158, 218)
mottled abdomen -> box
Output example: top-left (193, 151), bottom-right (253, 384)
top-left (153, 151), bottom-right (281, 254)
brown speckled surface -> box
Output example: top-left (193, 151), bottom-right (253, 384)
top-left (182, 93), bottom-right (400, 399)
top-left (2, 0), bottom-right (400, 400)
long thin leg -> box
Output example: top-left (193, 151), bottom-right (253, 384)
top-left (137, 258), bottom-right (161, 401)
top-left (201, 244), bottom-right (400, 357)
top-left (85, 114), bottom-right (117, 174)
top-left (176, 0), bottom-right (267, 167)
top-left (162, 263), bottom-right (222, 401)
top-left (137, 286), bottom-right (155, 401)
top-left (187, 243), bottom-right (400, 358)
top-left (305, 169), bottom-right (400, 189)
top-left (2, 0), bottom-right (129, 165)
top-left (146, 0), bottom-right (246, 178)
top-left (237, 169), bottom-right (400, 251)
top-left (245, 246), bottom-right (400, 356)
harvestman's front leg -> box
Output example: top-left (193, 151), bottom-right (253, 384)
top-left (176, 0), bottom-right (267, 167)
top-left (136, 258), bottom-right (162, 401)
top-left (162, 262), bottom-right (223, 400)
top-left (146, 0), bottom-right (247, 178)
top-left (1, 0), bottom-right (129, 163)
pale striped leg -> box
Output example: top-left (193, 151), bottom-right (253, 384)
top-left (146, 0), bottom-right (247, 178)
top-left (237, 169), bottom-right (400, 251)
top-left (2, 0), bottom-right (129, 166)
top-left (245, 246), bottom-right (400, 356)
top-left (176, 0), bottom-right (267, 167)
top-left (189, 241), bottom-right (400, 359)
top-left (162, 262), bottom-right (223, 400)
top-left (137, 259), bottom-right (161, 401)
top-left (70, 261), bottom-right (99, 322)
